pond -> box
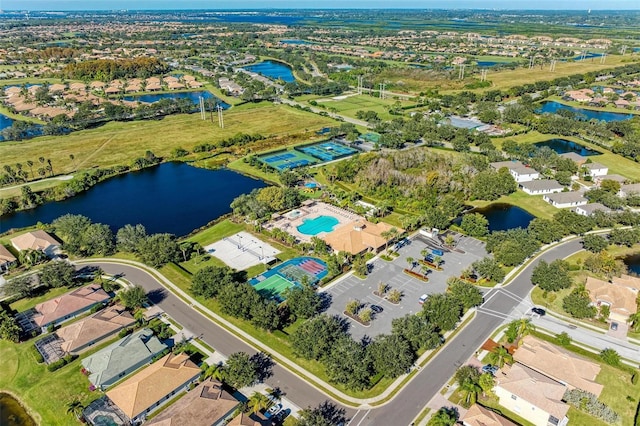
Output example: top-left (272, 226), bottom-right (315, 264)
top-left (534, 138), bottom-right (600, 156)
top-left (471, 203), bottom-right (535, 232)
top-left (622, 254), bottom-right (640, 275)
top-left (537, 101), bottom-right (634, 122)
top-left (243, 61), bottom-right (296, 83)
top-left (122, 91), bottom-right (230, 109)
top-left (0, 393), bottom-right (36, 426)
top-left (280, 39), bottom-right (313, 45)
top-left (0, 163), bottom-right (266, 236)
top-left (476, 61), bottom-right (513, 68)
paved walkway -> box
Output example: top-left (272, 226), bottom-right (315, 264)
top-left (0, 174), bottom-right (73, 193)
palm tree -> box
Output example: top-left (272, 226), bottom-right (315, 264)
top-left (247, 392), bottom-right (270, 415)
top-left (628, 312), bottom-right (640, 331)
top-left (459, 379), bottom-right (482, 407)
top-left (430, 407), bottom-right (458, 426)
top-left (516, 318), bottom-right (535, 341)
top-left (406, 257), bottom-right (415, 270)
top-left (26, 160), bottom-right (34, 179)
top-left (66, 398), bottom-right (84, 419)
top-left (487, 345), bottom-right (513, 368)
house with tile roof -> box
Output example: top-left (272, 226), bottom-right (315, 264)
top-left (543, 192), bottom-right (588, 209)
top-left (574, 203), bottom-right (611, 217)
top-left (582, 162), bottom-right (608, 177)
top-left (146, 378), bottom-right (239, 426)
top-left (494, 363), bottom-right (569, 426)
top-left (56, 304), bottom-right (135, 354)
top-left (32, 285), bottom-right (110, 330)
top-left (490, 160), bottom-right (539, 183)
top-left (462, 404), bottom-right (517, 426)
top-left (0, 245), bottom-right (17, 273)
top-left (106, 353), bottom-right (201, 423)
top-left (322, 220), bottom-right (403, 256)
top-left (82, 328), bottom-right (168, 390)
top-left (227, 412), bottom-right (270, 426)
top-left (520, 179), bottom-right (564, 195)
top-left (514, 336), bottom-right (603, 396)
top-left (10, 230), bottom-right (60, 257)
top-left (585, 275), bottom-right (639, 322)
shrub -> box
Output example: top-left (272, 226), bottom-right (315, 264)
top-left (633, 373), bottom-right (638, 385)
top-left (30, 345), bottom-right (44, 363)
top-left (600, 348), bottom-right (621, 366)
top-left (47, 359), bottom-right (67, 372)
top-left (563, 389), bottom-right (619, 424)
top-left (118, 328), bottom-right (132, 338)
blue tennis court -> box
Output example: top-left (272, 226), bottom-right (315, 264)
top-left (297, 141), bottom-right (358, 162)
top-left (249, 257), bottom-right (328, 300)
top-left (258, 150), bottom-right (318, 171)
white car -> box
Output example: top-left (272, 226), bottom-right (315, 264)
top-left (268, 403), bottom-right (282, 416)
top-left (419, 294), bottom-right (428, 304)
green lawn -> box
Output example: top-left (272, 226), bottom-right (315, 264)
top-left (313, 94), bottom-right (416, 121)
top-left (0, 339), bottom-right (99, 425)
top-left (186, 219), bottom-right (244, 247)
top-left (470, 190), bottom-right (559, 221)
top-left (10, 285), bottom-right (73, 313)
top-left (596, 365), bottom-right (640, 426)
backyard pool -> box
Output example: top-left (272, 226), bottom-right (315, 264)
top-left (297, 215), bottom-right (340, 235)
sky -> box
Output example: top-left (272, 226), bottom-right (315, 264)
top-left (4, 0), bottom-right (639, 11)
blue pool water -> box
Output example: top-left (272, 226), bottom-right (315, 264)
top-left (243, 60), bottom-right (296, 83)
top-left (297, 215), bottom-right (340, 235)
top-left (305, 182), bottom-right (318, 188)
top-left (623, 254), bottom-right (640, 275)
top-left (537, 101), bottom-right (633, 122)
top-left (123, 91), bottom-right (229, 109)
top-left (534, 139), bottom-right (600, 156)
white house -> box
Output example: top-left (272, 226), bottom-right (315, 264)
top-left (582, 162), bottom-right (608, 177)
top-left (544, 192), bottom-right (588, 208)
top-left (595, 174), bottom-right (627, 186)
top-left (575, 203), bottom-right (612, 217)
top-left (490, 160), bottom-right (540, 183)
top-left (520, 179), bottom-right (564, 195)
top-left (495, 363), bottom-right (569, 426)
top-left (619, 183), bottom-right (640, 198)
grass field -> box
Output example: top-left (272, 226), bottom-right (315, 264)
top-left (470, 190), bottom-right (560, 221)
top-left (313, 94), bottom-right (416, 121)
top-left (0, 103), bottom-right (337, 175)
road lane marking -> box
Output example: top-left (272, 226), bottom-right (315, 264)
top-left (355, 409), bottom-right (371, 426)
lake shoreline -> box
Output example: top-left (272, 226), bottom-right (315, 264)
top-left (0, 389), bottom-right (39, 425)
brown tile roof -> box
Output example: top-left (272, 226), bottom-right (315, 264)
top-left (586, 276), bottom-right (638, 319)
top-left (146, 379), bottom-right (239, 426)
top-left (33, 285), bottom-right (110, 327)
top-left (90, 81), bottom-right (106, 89)
top-left (322, 220), bottom-right (403, 255)
top-left (56, 305), bottom-right (135, 353)
top-left (106, 353), bottom-right (201, 420)
top-left (496, 363), bottom-right (569, 420)
top-left (514, 336), bottom-right (603, 396)
top-left (0, 245), bottom-right (17, 264)
top-left (167, 82), bottom-right (185, 90)
top-left (227, 412), bottom-right (269, 426)
top-left (462, 404), bottom-right (517, 426)
top-left (10, 230), bottom-right (59, 252)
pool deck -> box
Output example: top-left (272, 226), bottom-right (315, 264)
top-left (265, 201), bottom-right (362, 243)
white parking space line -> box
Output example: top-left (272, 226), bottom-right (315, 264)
top-left (355, 410), bottom-right (371, 426)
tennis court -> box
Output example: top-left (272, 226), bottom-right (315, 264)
top-left (249, 256), bottom-right (328, 301)
top-left (252, 274), bottom-right (296, 299)
top-left (258, 150), bottom-right (318, 171)
top-left (297, 141), bottom-right (358, 162)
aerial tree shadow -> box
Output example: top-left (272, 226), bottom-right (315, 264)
top-left (318, 292), bottom-right (333, 313)
top-left (250, 352), bottom-right (275, 383)
top-left (147, 288), bottom-right (168, 304)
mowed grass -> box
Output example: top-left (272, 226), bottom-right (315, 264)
top-left (470, 190), bottom-right (560, 221)
top-left (0, 104), bottom-right (336, 174)
top-left (493, 131), bottom-right (640, 182)
top-left (314, 94), bottom-right (416, 120)
top-left (0, 339), bottom-right (99, 426)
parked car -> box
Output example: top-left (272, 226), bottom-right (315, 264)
top-left (419, 294), bottom-right (428, 304)
top-left (271, 408), bottom-right (291, 425)
top-left (482, 364), bottom-right (499, 375)
top-left (531, 307), bottom-right (546, 316)
top-left (432, 249), bottom-right (444, 256)
top-left (265, 403), bottom-right (282, 419)
top-left (370, 305), bottom-right (383, 314)
top-left (611, 322), bottom-right (618, 331)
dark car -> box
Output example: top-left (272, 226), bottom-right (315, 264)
top-left (271, 408), bottom-right (291, 426)
top-left (482, 364), bottom-right (499, 375)
top-left (611, 322), bottom-right (619, 331)
top-left (370, 305), bottom-right (383, 314)
top-left (532, 307), bottom-right (546, 316)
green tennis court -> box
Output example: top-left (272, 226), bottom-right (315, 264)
top-left (253, 274), bottom-right (296, 299)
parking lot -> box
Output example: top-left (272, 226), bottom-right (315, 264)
top-left (321, 232), bottom-right (489, 341)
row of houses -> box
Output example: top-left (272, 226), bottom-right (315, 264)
top-left (563, 88), bottom-right (640, 110)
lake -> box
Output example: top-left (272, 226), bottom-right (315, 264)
top-left (472, 203), bottom-right (535, 232)
top-left (0, 393), bottom-right (36, 426)
top-left (622, 254), bottom-right (640, 275)
top-left (534, 138), bottom-right (600, 156)
top-left (537, 101), bottom-right (634, 122)
top-left (0, 112), bottom-right (14, 132)
top-left (476, 61), bottom-right (513, 68)
top-left (0, 163), bottom-right (266, 236)
top-left (243, 61), bottom-right (296, 83)
top-left (123, 91), bottom-right (230, 109)
top-left (280, 39), bottom-right (313, 45)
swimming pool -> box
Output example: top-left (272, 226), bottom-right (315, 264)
top-left (297, 215), bottom-right (339, 235)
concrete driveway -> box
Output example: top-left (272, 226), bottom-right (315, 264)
top-left (322, 234), bottom-right (489, 340)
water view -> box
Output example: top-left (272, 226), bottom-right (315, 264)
top-left (537, 101), bottom-right (634, 122)
top-left (476, 61), bottom-right (513, 67)
top-left (534, 138), bottom-right (600, 156)
top-left (123, 91), bottom-right (230, 109)
top-left (243, 60), bottom-right (296, 83)
top-left (623, 254), bottom-right (640, 275)
top-left (0, 163), bottom-right (266, 236)
top-left (0, 112), bottom-right (14, 131)
top-left (280, 39), bottom-right (313, 45)
top-left (472, 203), bottom-right (535, 232)
top-left (0, 393), bottom-right (36, 426)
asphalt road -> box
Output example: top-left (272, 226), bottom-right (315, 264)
top-left (79, 238), bottom-right (584, 425)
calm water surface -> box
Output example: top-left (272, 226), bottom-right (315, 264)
top-left (0, 393), bottom-right (36, 426)
top-left (243, 61), bottom-right (296, 83)
top-left (123, 91), bottom-right (229, 108)
top-left (623, 254), bottom-right (640, 275)
top-left (473, 203), bottom-right (535, 232)
top-left (534, 138), bottom-right (600, 156)
top-left (537, 101), bottom-right (633, 122)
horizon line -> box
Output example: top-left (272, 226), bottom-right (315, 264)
top-left (4, 7), bottom-right (640, 12)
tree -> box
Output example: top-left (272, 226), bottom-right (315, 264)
top-left (247, 392), bottom-right (270, 415)
top-left (293, 401), bottom-right (346, 426)
top-left (0, 310), bottom-right (20, 342)
top-left (369, 333), bottom-right (415, 378)
top-left (137, 233), bottom-right (180, 268)
top-left (116, 224), bottom-right (147, 253)
top-left (118, 285), bottom-right (148, 310)
top-left (460, 213), bottom-right (489, 238)
top-left (459, 377), bottom-right (482, 407)
top-left (528, 218), bottom-right (565, 244)
top-left (487, 345), bottom-right (513, 368)
top-left (218, 282), bottom-right (261, 321)
top-left (284, 283), bottom-right (322, 320)
top-left (447, 278), bottom-right (484, 311)
top-left (421, 293), bottom-right (463, 332)
top-left (345, 299), bottom-right (360, 315)
top-left (472, 257), bottom-right (505, 283)
top-left (291, 315), bottom-right (346, 361)
top-left (352, 255), bottom-right (367, 276)
top-left (563, 288), bottom-right (597, 319)
top-left (428, 407), bottom-right (459, 426)
top-left (582, 234), bottom-right (609, 253)
top-left (251, 300), bottom-right (282, 332)
top-left (40, 261), bottom-right (76, 288)
top-left (584, 251), bottom-right (626, 278)
top-left (531, 260), bottom-right (572, 292)
top-left (82, 223), bottom-right (115, 256)
top-left (52, 214), bottom-right (91, 253)
top-left (600, 348), bottom-right (620, 366)
top-left (223, 352), bottom-right (258, 388)
top-left (478, 372), bottom-right (495, 397)
top-left (66, 398), bottom-right (84, 419)
top-left (387, 288), bottom-right (402, 304)
top-left (324, 336), bottom-right (372, 390)
top-left (4, 276), bottom-right (33, 299)
top-left (191, 266), bottom-right (240, 299)
top-left (391, 314), bottom-right (442, 352)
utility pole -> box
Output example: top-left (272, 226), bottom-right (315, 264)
top-left (528, 56), bottom-right (534, 69)
top-left (549, 59), bottom-right (557, 72)
top-left (600, 53), bottom-right (606, 64)
top-left (379, 83), bottom-right (386, 99)
top-left (621, 45), bottom-right (627, 55)
top-left (357, 75), bottom-right (363, 95)
top-left (199, 96), bottom-right (205, 120)
top-left (458, 65), bottom-right (465, 80)
top-left (480, 69), bottom-right (488, 82)
top-left (217, 104), bottom-right (224, 128)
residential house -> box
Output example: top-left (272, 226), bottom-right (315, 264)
top-left (32, 285), bottom-right (110, 331)
top-left (56, 305), bottom-right (135, 354)
top-left (543, 192), bottom-right (587, 208)
top-left (227, 412), bottom-right (270, 426)
top-left (559, 152), bottom-right (586, 166)
top-left (106, 353), bottom-right (201, 423)
top-left (146, 378), bottom-right (239, 426)
top-left (574, 203), bottom-right (611, 217)
top-left (82, 328), bottom-right (168, 390)
top-left (490, 161), bottom-right (540, 183)
top-left (462, 404), bottom-right (517, 426)
top-left (618, 183), bottom-right (640, 198)
top-left (10, 230), bottom-right (60, 257)
top-left (520, 179), bottom-right (564, 195)
top-left (322, 220), bottom-right (404, 256)
top-left (582, 162), bottom-right (608, 177)
top-left (595, 174), bottom-right (627, 186)
top-left (585, 275), bottom-right (639, 322)
top-left (494, 363), bottom-right (569, 426)
top-left (0, 245), bottom-right (17, 273)
top-left (514, 336), bottom-right (603, 396)
top-left (564, 89), bottom-right (594, 102)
